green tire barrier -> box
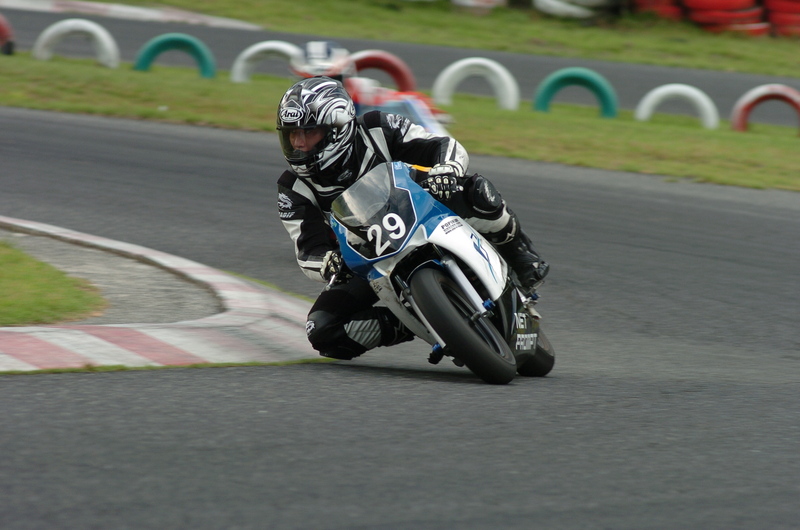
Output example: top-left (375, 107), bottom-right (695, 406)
top-left (134, 33), bottom-right (216, 78)
top-left (534, 67), bottom-right (618, 118)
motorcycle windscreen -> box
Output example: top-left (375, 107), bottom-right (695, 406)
top-left (331, 163), bottom-right (419, 261)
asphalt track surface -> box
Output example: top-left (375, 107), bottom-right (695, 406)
top-left (2, 10), bottom-right (800, 530)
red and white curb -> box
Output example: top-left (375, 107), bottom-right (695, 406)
top-left (0, 0), bottom-right (262, 31)
top-left (0, 215), bottom-right (316, 372)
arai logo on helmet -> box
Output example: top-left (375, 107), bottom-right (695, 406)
top-left (280, 106), bottom-right (304, 123)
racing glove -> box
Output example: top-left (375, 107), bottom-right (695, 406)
top-left (421, 163), bottom-right (464, 202)
top-left (321, 250), bottom-right (352, 284)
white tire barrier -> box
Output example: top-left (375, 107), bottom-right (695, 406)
top-left (730, 84), bottom-right (800, 133)
top-left (32, 18), bottom-right (120, 68)
top-left (230, 40), bottom-right (304, 83)
top-left (533, 0), bottom-right (596, 18)
top-left (432, 57), bottom-right (520, 111)
top-left (566, 0), bottom-right (620, 6)
top-left (451, 0), bottom-right (506, 10)
top-left (635, 83), bottom-right (720, 129)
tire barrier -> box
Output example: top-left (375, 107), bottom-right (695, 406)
top-left (533, 0), bottom-right (596, 18)
top-left (634, 84), bottom-right (720, 129)
top-left (230, 40), bottom-right (303, 83)
top-left (766, 0), bottom-right (800, 11)
top-left (0, 12), bottom-right (13, 55)
top-left (687, 5), bottom-right (763, 24)
top-left (634, 0), bottom-right (684, 20)
top-left (567, 0), bottom-right (620, 6)
top-left (533, 0), bottom-right (623, 17)
top-left (21, 25), bottom-right (800, 139)
top-left (134, 33), bottom-right (216, 78)
top-left (431, 57), bottom-right (520, 111)
top-left (534, 67), bottom-right (618, 118)
top-left (350, 50), bottom-right (417, 92)
top-left (451, 0), bottom-right (506, 10)
top-left (32, 18), bottom-right (120, 68)
top-left (700, 21), bottom-right (772, 35)
top-left (683, 0), bottom-right (756, 8)
top-left (730, 84), bottom-right (800, 133)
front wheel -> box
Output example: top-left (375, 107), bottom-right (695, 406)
top-left (409, 267), bottom-right (517, 384)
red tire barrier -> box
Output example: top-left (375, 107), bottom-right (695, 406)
top-left (769, 11), bottom-right (800, 23)
top-left (350, 50), bottom-right (416, 93)
top-left (0, 12), bottom-right (13, 55)
top-left (688, 6), bottom-right (763, 23)
top-left (684, 0), bottom-right (756, 9)
top-left (772, 23), bottom-right (800, 35)
top-left (643, 4), bottom-right (684, 18)
top-left (764, 0), bottom-right (800, 12)
top-left (633, 0), bottom-right (678, 6)
top-left (633, 0), bottom-right (684, 18)
top-left (730, 84), bottom-right (800, 133)
top-left (700, 21), bottom-right (771, 34)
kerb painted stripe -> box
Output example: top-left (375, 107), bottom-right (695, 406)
top-left (0, 331), bottom-right (92, 369)
top-left (77, 327), bottom-right (209, 365)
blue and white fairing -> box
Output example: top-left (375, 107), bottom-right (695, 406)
top-left (330, 162), bottom-right (508, 301)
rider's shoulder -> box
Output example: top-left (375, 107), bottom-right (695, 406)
top-left (358, 110), bottom-right (382, 128)
top-left (278, 169), bottom-right (299, 187)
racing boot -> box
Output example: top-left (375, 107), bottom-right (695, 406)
top-left (494, 226), bottom-right (549, 295)
top-left (459, 174), bottom-right (549, 295)
top-left (376, 307), bottom-right (415, 348)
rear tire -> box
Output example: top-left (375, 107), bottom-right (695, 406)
top-left (516, 328), bottom-right (555, 377)
top-left (410, 267), bottom-right (517, 384)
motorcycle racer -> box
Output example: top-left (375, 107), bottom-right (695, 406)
top-left (276, 76), bottom-right (549, 360)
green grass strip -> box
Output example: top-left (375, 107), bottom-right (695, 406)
top-left (1, 53), bottom-right (798, 190)
top-left (0, 240), bottom-right (107, 326)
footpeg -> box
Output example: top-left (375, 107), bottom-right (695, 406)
top-left (428, 344), bottom-right (444, 365)
top-left (525, 303), bottom-right (542, 320)
top-left (521, 291), bottom-right (542, 320)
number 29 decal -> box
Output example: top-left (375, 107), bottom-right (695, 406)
top-left (367, 213), bottom-right (407, 256)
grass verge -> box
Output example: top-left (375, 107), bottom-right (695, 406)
top-left (0, 240), bottom-right (107, 326)
top-left (1, 53), bottom-right (798, 190)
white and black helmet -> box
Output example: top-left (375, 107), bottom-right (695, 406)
top-left (277, 77), bottom-right (356, 180)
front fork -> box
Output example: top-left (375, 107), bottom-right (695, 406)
top-left (441, 256), bottom-right (496, 318)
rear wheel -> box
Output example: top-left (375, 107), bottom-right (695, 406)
top-left (516, 328), bottom-right (555, 377)
top-left (410, 267), bottom-right (517, 384)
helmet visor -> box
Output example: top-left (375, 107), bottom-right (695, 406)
top-left (278, 125), bottom-right (332, 165)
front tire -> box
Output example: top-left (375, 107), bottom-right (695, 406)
top-left (410, 267), bottom-right (517, 384)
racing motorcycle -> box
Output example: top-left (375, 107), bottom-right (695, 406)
top-left (329, 161), bottom-right (555, 385)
